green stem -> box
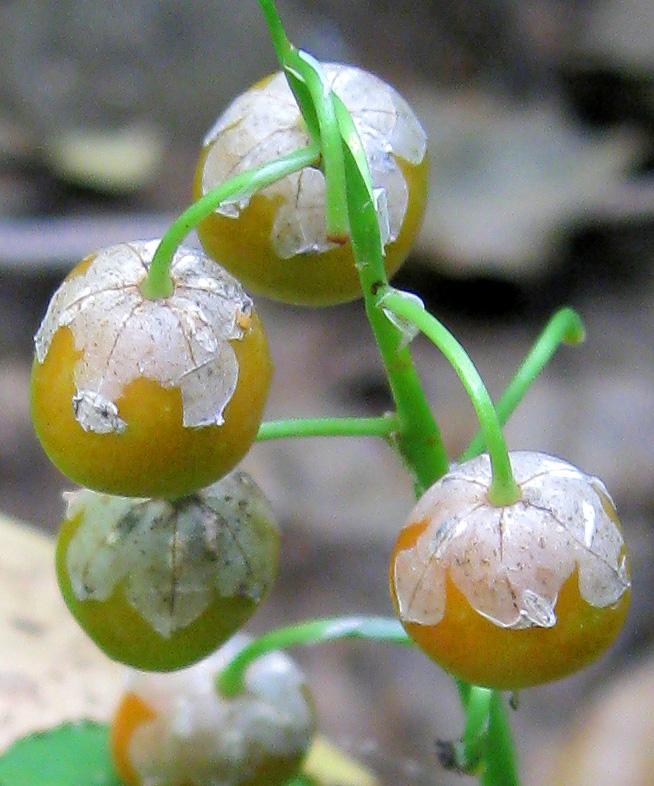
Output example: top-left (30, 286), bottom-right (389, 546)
top-left (217, 616), bottom-right (411, 697)
top-left (335, 99), bottom-right (449, 493)
top-left (256, 413), bottom-right (399, 441)
top-left (380, 290), bottom-right (520, 506)
top-left (462, 307), bottom-right (585, 461)
top-left (255, 0), bottom-right (319, 140)
top-left (457, 679), bottom-right (473, 709)
top-left (459, 687), bottom-right (492, 772)
top-left (245, 8), bottom-right (522, 786)
top-left (257, 0), bottom-right (348, 241)
top-left (481, 692), bottom-right (520, 786)
top-left (256, 0), bottom-right (293, 61)
top-left (295, 52), bottom-right (349, 241)
top-left (141, 143), bottom-right (320, 300)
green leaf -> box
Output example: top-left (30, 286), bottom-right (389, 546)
top-left (0, 722), bottom-right (319, 786)
top-left (0, 721), bottom-right (122, 786)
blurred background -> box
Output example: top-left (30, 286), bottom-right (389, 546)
top-left (0, 0), bottom-right (653, 784)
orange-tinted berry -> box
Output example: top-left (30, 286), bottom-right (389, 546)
top-left (31, 240), bottom-right (272, 498)
top-left (111, 692), bottom-right (157, 786)
top-left (194, 64), bottom-right (428, 306)
top-left (390, 451), bottom-right (631, 689)
top-left (110, 635), bottom-right (315, 786)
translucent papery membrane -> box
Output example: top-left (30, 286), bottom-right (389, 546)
top-left (125, 635), bottom-right (315, 786)
top-left (394, 451), bottom-right (630, 630)
top-left (64, 471), bottom-right (279, 638)
top-left (34, 241), bottom-right (253, 433)
top-left (379, 289), bottom-right (423, 347)
top-left (201, 64), bottom-right (426, 257)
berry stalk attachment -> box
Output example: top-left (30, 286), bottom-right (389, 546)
top-left (193, 61), bottom-right (428, 305)
top-left (148, 142), bottom-right (320, 301)
top-left (378, 289), bottom-right (521, 506)
top-left (390, 451), bottom-right (631, 689)
top-left (216, 615), bottom-right (412, 698)
top-left (24, 3), bottom-right (631, 786)
top-left (31, 241), bottom-right (272, 499)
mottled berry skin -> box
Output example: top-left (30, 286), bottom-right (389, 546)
top-left (56, 474), bottom-right (280, 672)
top-left (57, 520), bottom-right (259, 672)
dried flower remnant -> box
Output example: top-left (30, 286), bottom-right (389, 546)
top-left (30, 240), bottom-right (272, 498)
top-left (193, 64), bottom-right (429, 304)
top-left (395, 451), bottom-right (629, 628)
top-left (111, 634), bottom-right (316, 786)
top-left (391, 451), bottom-right (631, 688)
top-left (35, 240), bottom-right (251, 431)
top-left (201, 64), bottom-right (425, 254)
top-left (56, 471), bottom-right (280, 671)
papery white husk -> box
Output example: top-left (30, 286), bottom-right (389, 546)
top-left (34, 240), bottom-right (253, 433)
top-left (393, 451), bottom-right (630, 630)
top-left (201, 64), bottom-right (427, 257)
top-left (124, 634), bottom-right (315, 786)
top-left (64, 471), bottom-right (279, 637)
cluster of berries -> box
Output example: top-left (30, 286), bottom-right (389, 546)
top-left (30, 64), bottom-right (427, 786)
top-left (29, 56), bottom-right (631, 786)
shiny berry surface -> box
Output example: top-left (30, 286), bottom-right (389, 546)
top-left (194, 64), bottom-right (428, 306)
top-left (390, 451), bottom-right (631, 689)
top-left (31, 241), bottom-right (272, 498)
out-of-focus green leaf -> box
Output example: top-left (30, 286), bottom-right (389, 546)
top-left (0, 721), bottom-right (121, 786)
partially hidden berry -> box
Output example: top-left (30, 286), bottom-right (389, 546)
top-left (110, 634), bottom-right (316, 786)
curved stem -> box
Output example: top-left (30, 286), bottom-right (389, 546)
top-left (244, 8), bottom-right (522, 786)
top-left (217, 616), bottom-right (411, 698)
top-left (294, 52), bottom-right (349, 241)
top-left (141, 143), bottom-right (320, 299)
top-left (462, 307), bottom-right (585, 461)
top-left (256, 413), bottom-right (399, 441)
top-left (336, 99), bottom-right (449, 493)
top-left (257, 0), bottom-right (348, 241)
top-left (379, 290), bottom-right (520, 506)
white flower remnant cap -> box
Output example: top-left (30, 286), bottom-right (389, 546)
top-left (34, 240), bottom-right (253, 434)
top-left (124, 634), bottom-right (315, 786)
top-left (201, 63), bottom-right (427, 257)
top-left (63, 471), bottom-right (279, 638)
top-left (393, 451), bottom-right (631, 630)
